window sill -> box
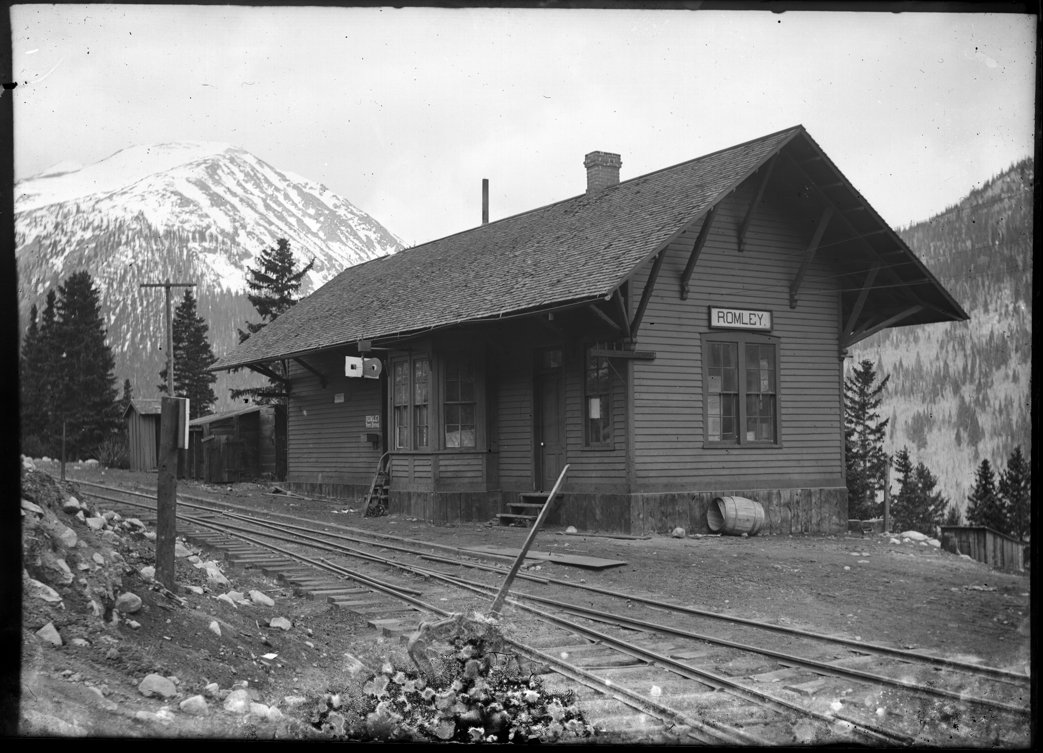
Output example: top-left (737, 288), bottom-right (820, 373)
top-left (701, 441), bottom-right (783, 450)
top-left (580, 444), bottom-right (617, 452)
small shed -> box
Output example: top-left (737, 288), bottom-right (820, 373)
top-left (123, 398), bottom-right (163, 472)
top-left (186, 404), bottom-right (286, 484)
top-left (940, 526), bottom-right (1026, 574)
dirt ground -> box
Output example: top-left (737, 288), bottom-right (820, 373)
top-left (11, 461), bottom-right (1033, 740)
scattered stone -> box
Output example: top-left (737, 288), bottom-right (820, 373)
top-left (889, 538), bottom-right (901, 544)
top-left (22, 456), bottom-right (36, 471)
top-left (30, 579), bottom-right (67, 608)
top-left (70, 637), bottom-right (90, 647)
top-left (174, 542), bottom-right (193, 558)
top-left (204, 682), bottom-right (220, 697)
top-left (144, 531), bottom-right (157, 541)
top-left (115, 592), bottom-right (143, 614)
top-left (216, 593), bottom-right (239, 609)
top-left (85, 516), bottom-right (107, 531)
top-left (21, 499), bottom-right (45, 516)
top-left (249, 701), bottom-right (270, 717)
top-left (269, 616), bottom-right (292, 631)
top-left (184, 585), bottom-right (205, 595)
top-left (223, 689), bottom-right (251, 713)
top-left (927, 538), bottom-right (941, 548)
top-left (140, 566), bottom-right (156, 581)
top-left (56, 525), bottom-right (78, 549)
top-left (671, 526), bottom-right (686, 538)
top-left (35, 622), bottom-right (63, 646)
top-left (92, 552), bottom-right (106, 566)
top-left (84, 459), bottom-right (100, 468)
top-left (209, 621), bottom-right (222, 637)
top-left (138, 674), bottom-right (178, 699)
top-left (899, 530), bottom-right (928, 542)
top-left (203, 562), bottom-right (230, 586)
top-left (266, 706), bottom-right (284, 722)
top-left (125, 518), bottom-right (146, 530)
top-left (283, 695), bottom-right (308, 708)
top-left (226, 590), bottom-right (251, 604)
top-left (75, 510), bottom-right (86, 522)
top-left (126, 620), bottom-right (141, 630)
top-left (179, 695), bottom-right (210, 716)
top-left (249, 590), bottom-right (275, 607)
top-left (565, 526), bottom-right (578, 535)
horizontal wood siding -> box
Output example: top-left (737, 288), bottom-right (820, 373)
top-left (629, 180), bottom-right (844, 492)
top-left (496, 345), bottom-right (533, 491)
top-left (285, 351), bottom-right (383, 487)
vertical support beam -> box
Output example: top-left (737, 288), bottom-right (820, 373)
top-left (789, 205), bottom-right (834, 308)
top-left (156, 397), bottom-right (180, 591)
top-left (842, 264), bottom-right (880, 339)
top-left (737, 157), bottom-right (776, 253)
top-left (630, 251), bottom-right (666, 336)
top-left (614, 288), bottom-right (631, 340)
top-left (680, 206), bottom-right (718, 300)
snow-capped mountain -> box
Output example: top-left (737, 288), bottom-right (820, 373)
top-left (16, 142), bottom-right (403, 411)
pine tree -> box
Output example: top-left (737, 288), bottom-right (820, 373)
top-left (844, 359), bottom-right (890, 520)
top-left (965, 458), bottom-right (1006, 532)
top-left (51, 272), bottom-right (120, 460)
top-left (231, 238), bottom-right (314, 404)
top-left (891, 453), bottom-right (949, 534)
top-left (998, 446), bottom-right (1030, 542)
top-left (158, 290), bottom-right (218, 419)
top-left (120, 379), bottom-right (134, 417)
top-left (942, 504), bottom-right (962, 527)
top-left (19, 303), bottom-right (50, 457)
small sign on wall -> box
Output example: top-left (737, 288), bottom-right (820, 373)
top-left (365, 415), bottom-right (380, 429)
top-left (708, 306), bottom-right (773, 331)
top-left (334, 393), bottom-right (345, 404)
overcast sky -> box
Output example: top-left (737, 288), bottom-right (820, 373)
top-left (11, 4), bottom-right (1037, 247)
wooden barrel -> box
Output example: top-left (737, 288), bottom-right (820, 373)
top-left (706, 496), bottom-right (765, 536)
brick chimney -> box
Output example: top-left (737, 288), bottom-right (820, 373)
top-left (584, 151), bottom-right (621, 193)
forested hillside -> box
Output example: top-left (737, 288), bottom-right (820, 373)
top-left (852, 158), bottom-right (1033, 514)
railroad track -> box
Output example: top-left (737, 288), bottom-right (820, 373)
top-left (74, 477), bottom-right (1032, 746)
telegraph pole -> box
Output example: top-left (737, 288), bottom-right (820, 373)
top-left (141, 280), bottom-right (195, 591)
top-left (140, 280), bottom-right (196, 394)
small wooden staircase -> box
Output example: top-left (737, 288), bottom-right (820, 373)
top-left (496, 492), bottom-right (551, 527)
top-left (364, 452), bottom-right (390, 518)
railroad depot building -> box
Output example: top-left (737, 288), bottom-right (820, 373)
top-left (212, 125), bottom-right (967, 535)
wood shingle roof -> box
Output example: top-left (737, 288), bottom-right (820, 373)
top-left (213, 124), bottom-right (966, 371)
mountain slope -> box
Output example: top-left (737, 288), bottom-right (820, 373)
top-left (851, 158), bottom-right (1033, 514)
top-left (16, 143), bottom-right (403, 413)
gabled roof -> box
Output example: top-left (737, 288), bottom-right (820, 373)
top-left (213, 124), bottom-right (967, 371)
top-left (122, 398), bottom-right (163, 418)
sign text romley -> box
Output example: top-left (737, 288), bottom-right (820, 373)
top-left (708, 307), bottom-right (773, 331)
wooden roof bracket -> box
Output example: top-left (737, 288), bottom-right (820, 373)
top-left (842, 263), bottom-right (880, 340)
top-left (587, 302), bottom-right (624, 332)
top-left (789, 204), bottom-right (834, 308)
top-left (737, 156), bottom-right (776, 253)
top-left (630, 249), bottom-right (666, 336)
top-left (680, 206), bottom-right (718, 301)
top-left (613, 288), bottom-right (632, 340)
top-left (292, 357), bottom-right (327, 388)
top-left (246, 362), bottom-right (289, 386)
top-left (843, 305), bottom-right (923, 348)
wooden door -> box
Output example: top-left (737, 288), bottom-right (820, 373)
top-left (534, 348), bottom-right (565, 491)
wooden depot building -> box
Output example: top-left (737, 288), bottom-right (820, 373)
top-left (211, 125), bottom-right (967, 535)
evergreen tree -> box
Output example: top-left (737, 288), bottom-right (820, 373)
top-left (158, 290), bottom-right (218, 419)
top-left (51, 272), bottom-right (120, 460)
top-left (20, 304), bottom-right (47, 456)
top-left (120, 379), bottom-right (134, 417)
top-left (844, 359), bottom-right (890, 520)
top-left (998, 446), bottom-right (1031, 541)
top-left (231, 238), bottom-right (314, 404)
top-left (891, 453), bottom-right (949, 534)
top-left (965, 458), bottom-right (1006, 532)
top-left (942, 504), bottom-right (962, 527)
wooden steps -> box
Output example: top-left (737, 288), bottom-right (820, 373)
top-left (495, 492), bottom-right (550, 526)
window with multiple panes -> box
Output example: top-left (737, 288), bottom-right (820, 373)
top-left (443, 356), bottom-right (477, 448)
top-left (412, 359), bottom-right (430, 448)
top-left (585, 352), bottom-right (612, 446)
top-left (392, 356), bottom-right (430, 450)
top-left (704, 334), bottom-right (779, 445)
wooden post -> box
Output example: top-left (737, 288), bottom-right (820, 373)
top-left (882, 457), bottom-right (892, 533)
top-left (489, 464), bottom-right (569, 618)
top-left (60, 418), bottom-right (66, 481)
top-left (156, 397), bottom-right (180, 590)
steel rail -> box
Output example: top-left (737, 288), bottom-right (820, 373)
top-left (76, 480), bottom-right (1029, 689)
top-left (77, 484), bottom-right (748, 744)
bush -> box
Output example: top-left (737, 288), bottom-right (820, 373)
top-left (96, 435), bottom-right (129, 469)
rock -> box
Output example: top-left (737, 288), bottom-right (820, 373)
top-left (185, 585), bottom-right (204, 595)
top-left (179, 695), bottom-right (210, 716)
top-left (56, 525), bottom-right (78, 549)
top-left (174, 542), bottom-right (192, 558)
top-left (138, 674), bottom-right (178, 699)
top-left (226, 590), bottom-right (250, 604)
top-left (22, 456), bottom-right (36, 471)
top-left (927, 538), bottom-right (941, 548)
top-left (889, 538), bottom-right (901, 544)
top-left (21, 499), bottom-right (45, 516)
top-left (102, 510), bottom-right (117, 521)
top-left (70, 637), bottom-right (90, 647)
top-left (84, 516), bottom-right (107, 531)
top-left (144, 531), bottom-right (157, 541)
top-left (249, 590), bottom-right (275, 607)
top-left (899, 530), bottom-right (928, 541)
top-left (84, 459), bottom-right (100, 468)
top-left (75, 511), bottom-right (85, 522)
top-left (140, 566), bottom-right (156, 581)
top-left (223, 689), bottom-right (252, 713)
top-left (671, 526), bottom-right (686, 538)
top-left (125, 518), bottom-right (146, 530)
top-left (126, 620), bottom-right (141, 630)
top-left (266, 706), bottom-right (284, 722)
top-left (208, 621), bottom-right (222, 637)
top-left (59, 496), bottom-right (80, 513)
top-left (249, 702), bottom-right (270, 717)
top-left (283, 695), bottom-right (308, 708)
top-left (203, 562), bottom-right (230, 586)
top-left (41, 551), bottom-right (74, 585)
top-left (92, 553), bottom-right (105, 566)
top-left (35, 622), bottom-right (63, 646)
top-left (269, 616), bottom-right (292, 631)
top-left (26, 577), bottom-right (63, 604)
top-left (115, 592), bottom-right (143, 614)
top-left (203, 682), bottom-right (220, 697)
top-left (565, 526), bottom-right (578, 535)
top-left (215, 593), bottom-right (239, 608)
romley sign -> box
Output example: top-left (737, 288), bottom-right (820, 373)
top-left (708, 306), bottom-right (773, 332)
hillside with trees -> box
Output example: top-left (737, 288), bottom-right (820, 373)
top-left (851, 158), bottom-right (1033, 514)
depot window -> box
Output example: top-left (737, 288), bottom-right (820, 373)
top-left (585, 352), bottom-right (612, 446)
top-left (702, 333), bottom-right (779, 446)
top-left (390, 353), bottom-right (481, 451)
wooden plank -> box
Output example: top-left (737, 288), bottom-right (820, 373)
top-left (463, 545), bottom-right (626, 570)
